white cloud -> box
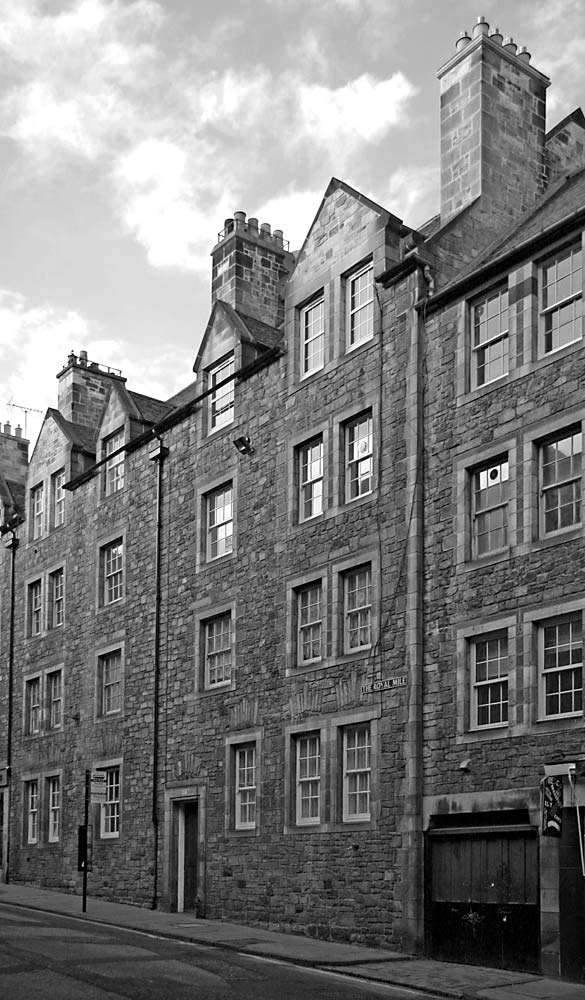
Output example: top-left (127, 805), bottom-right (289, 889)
top-left (0, 1), bottom-right (418, 275)
top-left (0, 289), bottom-right (190, 446)
top-left (298, 73), bottom-right (416, 146)
top-left (523, 0), bottom-right (585, 119)
top-left (253, 187), bottom-right (326, 252)
top-left (385, 166), bottom-right (438, 228)
top-left (113, 138), bottom-right (234, 271)
top-left (0, 0), bottom-right (162, 161)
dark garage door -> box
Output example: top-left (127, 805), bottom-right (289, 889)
top-left (427, 825), bottom-right (539, 973)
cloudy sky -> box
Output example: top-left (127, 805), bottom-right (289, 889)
top-left (1, 0), bottom-right (585, 445)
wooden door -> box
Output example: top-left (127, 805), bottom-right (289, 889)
top-left (427, 829), bottom-right (539, 972)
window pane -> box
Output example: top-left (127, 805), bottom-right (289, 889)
top-left (472, 459), bottom-right (509, 556)
top-left (209, 356), bottom-right (235, 429)
top-left (302, 300), bottom-right (325, 375)
top-left (347, 413), bottom-right (373, 500)
top-left (206, 613), bottom-right (232, 686)
top-left (208, 486), bottom-right (233, 559)
top-left (348, 265), bottom-right (374, 347)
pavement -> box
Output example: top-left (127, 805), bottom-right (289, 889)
top-left (1, 881), bottom-right (584, 999)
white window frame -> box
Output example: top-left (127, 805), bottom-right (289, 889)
top-left (104, 429), bottom-right (125, 496)
top-left (471, 457), bottom-right (509, 557)
top-left (25, 676), bottom-right (41, 735)
top-left (98, 650), bottom-right (122, 716)
top-left (343, 565), bottom-right (372, 654)
top-left (471, 285), bottom-right (509, 388)
top-left (29, 580), bottom-right (43, 636)
top-left (100, 765), bottom-right (121, 839)
top-left (347, 263), bottom-right (374, 349)
top-left (47, 669), bottom-right (63, 730)
top-left (342, 724), bottom-right (371, 822)
top-left (204, 612), bottom-right (233, 688)
top-left (31, 483), bottom-right (44, 540)
top-left (49, 567), bottom-right (64, 628)
top-left (540, 242), bottom-right (583, 356)
top-left (345, 412), bottom-right (373, 502)
top-left (209, 355), bottom-right (235, 430)
top-left (235, 744), bottom-right (256, 830)
top-left (298, 437), bottom-right (323, 521)
top-left (539, 613), bottom-right (583, 720)
top-left (470, 633), bottom-right (509, 729)
top-left (47, 775), bottom-right (60, 843)
top-left (540, 427), bottom-right (582, 536)
top-left (26, 779), bottom-right (39, 844)
top-left (207, 484), bottom-right (233, 561)
top-left (102, 539), bottom-right (124, 605)
top-left (51, 469), bottom-right (66, 527)
top-left (297, 582), bottom-right (322, 665)
top-left (296, 733), bottom-right (321, 825)
top-left (301, 298), bottom-right (325, 377)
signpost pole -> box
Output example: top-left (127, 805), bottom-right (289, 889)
top-left (82, 769), bottom-right (89, 913)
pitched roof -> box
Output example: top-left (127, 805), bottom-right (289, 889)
top-left (47, 409), bottom-right (96, 453)
top-left (233, 308), bottom-right (283, 349)
top-left (434, 165), bottom-right (585, 301)
top-left (165, 380), bottom-right (199, 408)
top-left (128, 391), bottom-right (174, 425)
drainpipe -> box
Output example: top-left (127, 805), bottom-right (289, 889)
top-left (1, 514), bottom-right (23, 883)
top-left (149, 438), bottom-right (169, 910)
top-left (402, 267), bottom-right (426, 950)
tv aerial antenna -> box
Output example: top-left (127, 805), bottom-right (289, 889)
top-left (7, 401), bottom-right (43, 438)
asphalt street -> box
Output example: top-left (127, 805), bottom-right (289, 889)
top-left (0, 903), bottom-right (436, 999)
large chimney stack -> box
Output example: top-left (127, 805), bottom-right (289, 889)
top-left (438, 17), bottom-right (550, 227)
top-left (57, 352), bottom-right (126, 431)
top-left (211, 212), bottom-right (295, 329)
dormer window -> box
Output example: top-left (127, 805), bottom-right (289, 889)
top-left (104, 429), bottom-right (125, 496)
top-left (209, 355), bottom-right (235, 430)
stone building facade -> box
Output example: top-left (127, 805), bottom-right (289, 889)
top-left (1, 16), bottom-right (585, 981)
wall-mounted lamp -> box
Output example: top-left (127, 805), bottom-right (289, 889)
top-left (233, 435), bottom-right (254, 456)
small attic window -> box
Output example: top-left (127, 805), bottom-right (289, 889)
top-left (103, 429), bottom-right (125, 496)
top-left (209, 355), bottom-right (235, 431)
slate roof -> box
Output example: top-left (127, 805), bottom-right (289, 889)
top-left (435, 165), bottom-right (585, 299)
top-left (0, 475), bottom-right (24, 517)
top-left (236, 310), bottom-right (283, 350)
top-left (48, 409), bottom-right (96, 453)
top-left (165, 380), bottom-right (199, 409)
top-left (128, 391), bottom-right (174, 425)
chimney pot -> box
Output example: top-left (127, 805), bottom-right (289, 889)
top-left (224, 217), bottom-right (234, 235)
top-left (248, 217), bottom-right (259, 234)
top-left (234, 211), bottom-right (246, 228)
top-left (260, 222), bottom-right (271, 237)
top-left (517, 46), bottom-right (531, 63)
top-left (456, 31), bottom-right (471, 51)
top-left (273, 229), bottom-right (284, 246)
top-left (3, 422), bottom-right (11, 435)
top-left (503, 37), bottom-right (517, 55)
top-left (79, 349), bottom-right (88, 366)
top-left (15, 425), bottom-right (22, 438)
top-left (488, 27), bottom-right (503, 44)
top-left (472, 16), bottom-right (489, 38)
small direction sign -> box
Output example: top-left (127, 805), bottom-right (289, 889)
top-left (90, 771), bottom-right (107, 804)
top-left (361, 676), bottom-right (407, 695)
